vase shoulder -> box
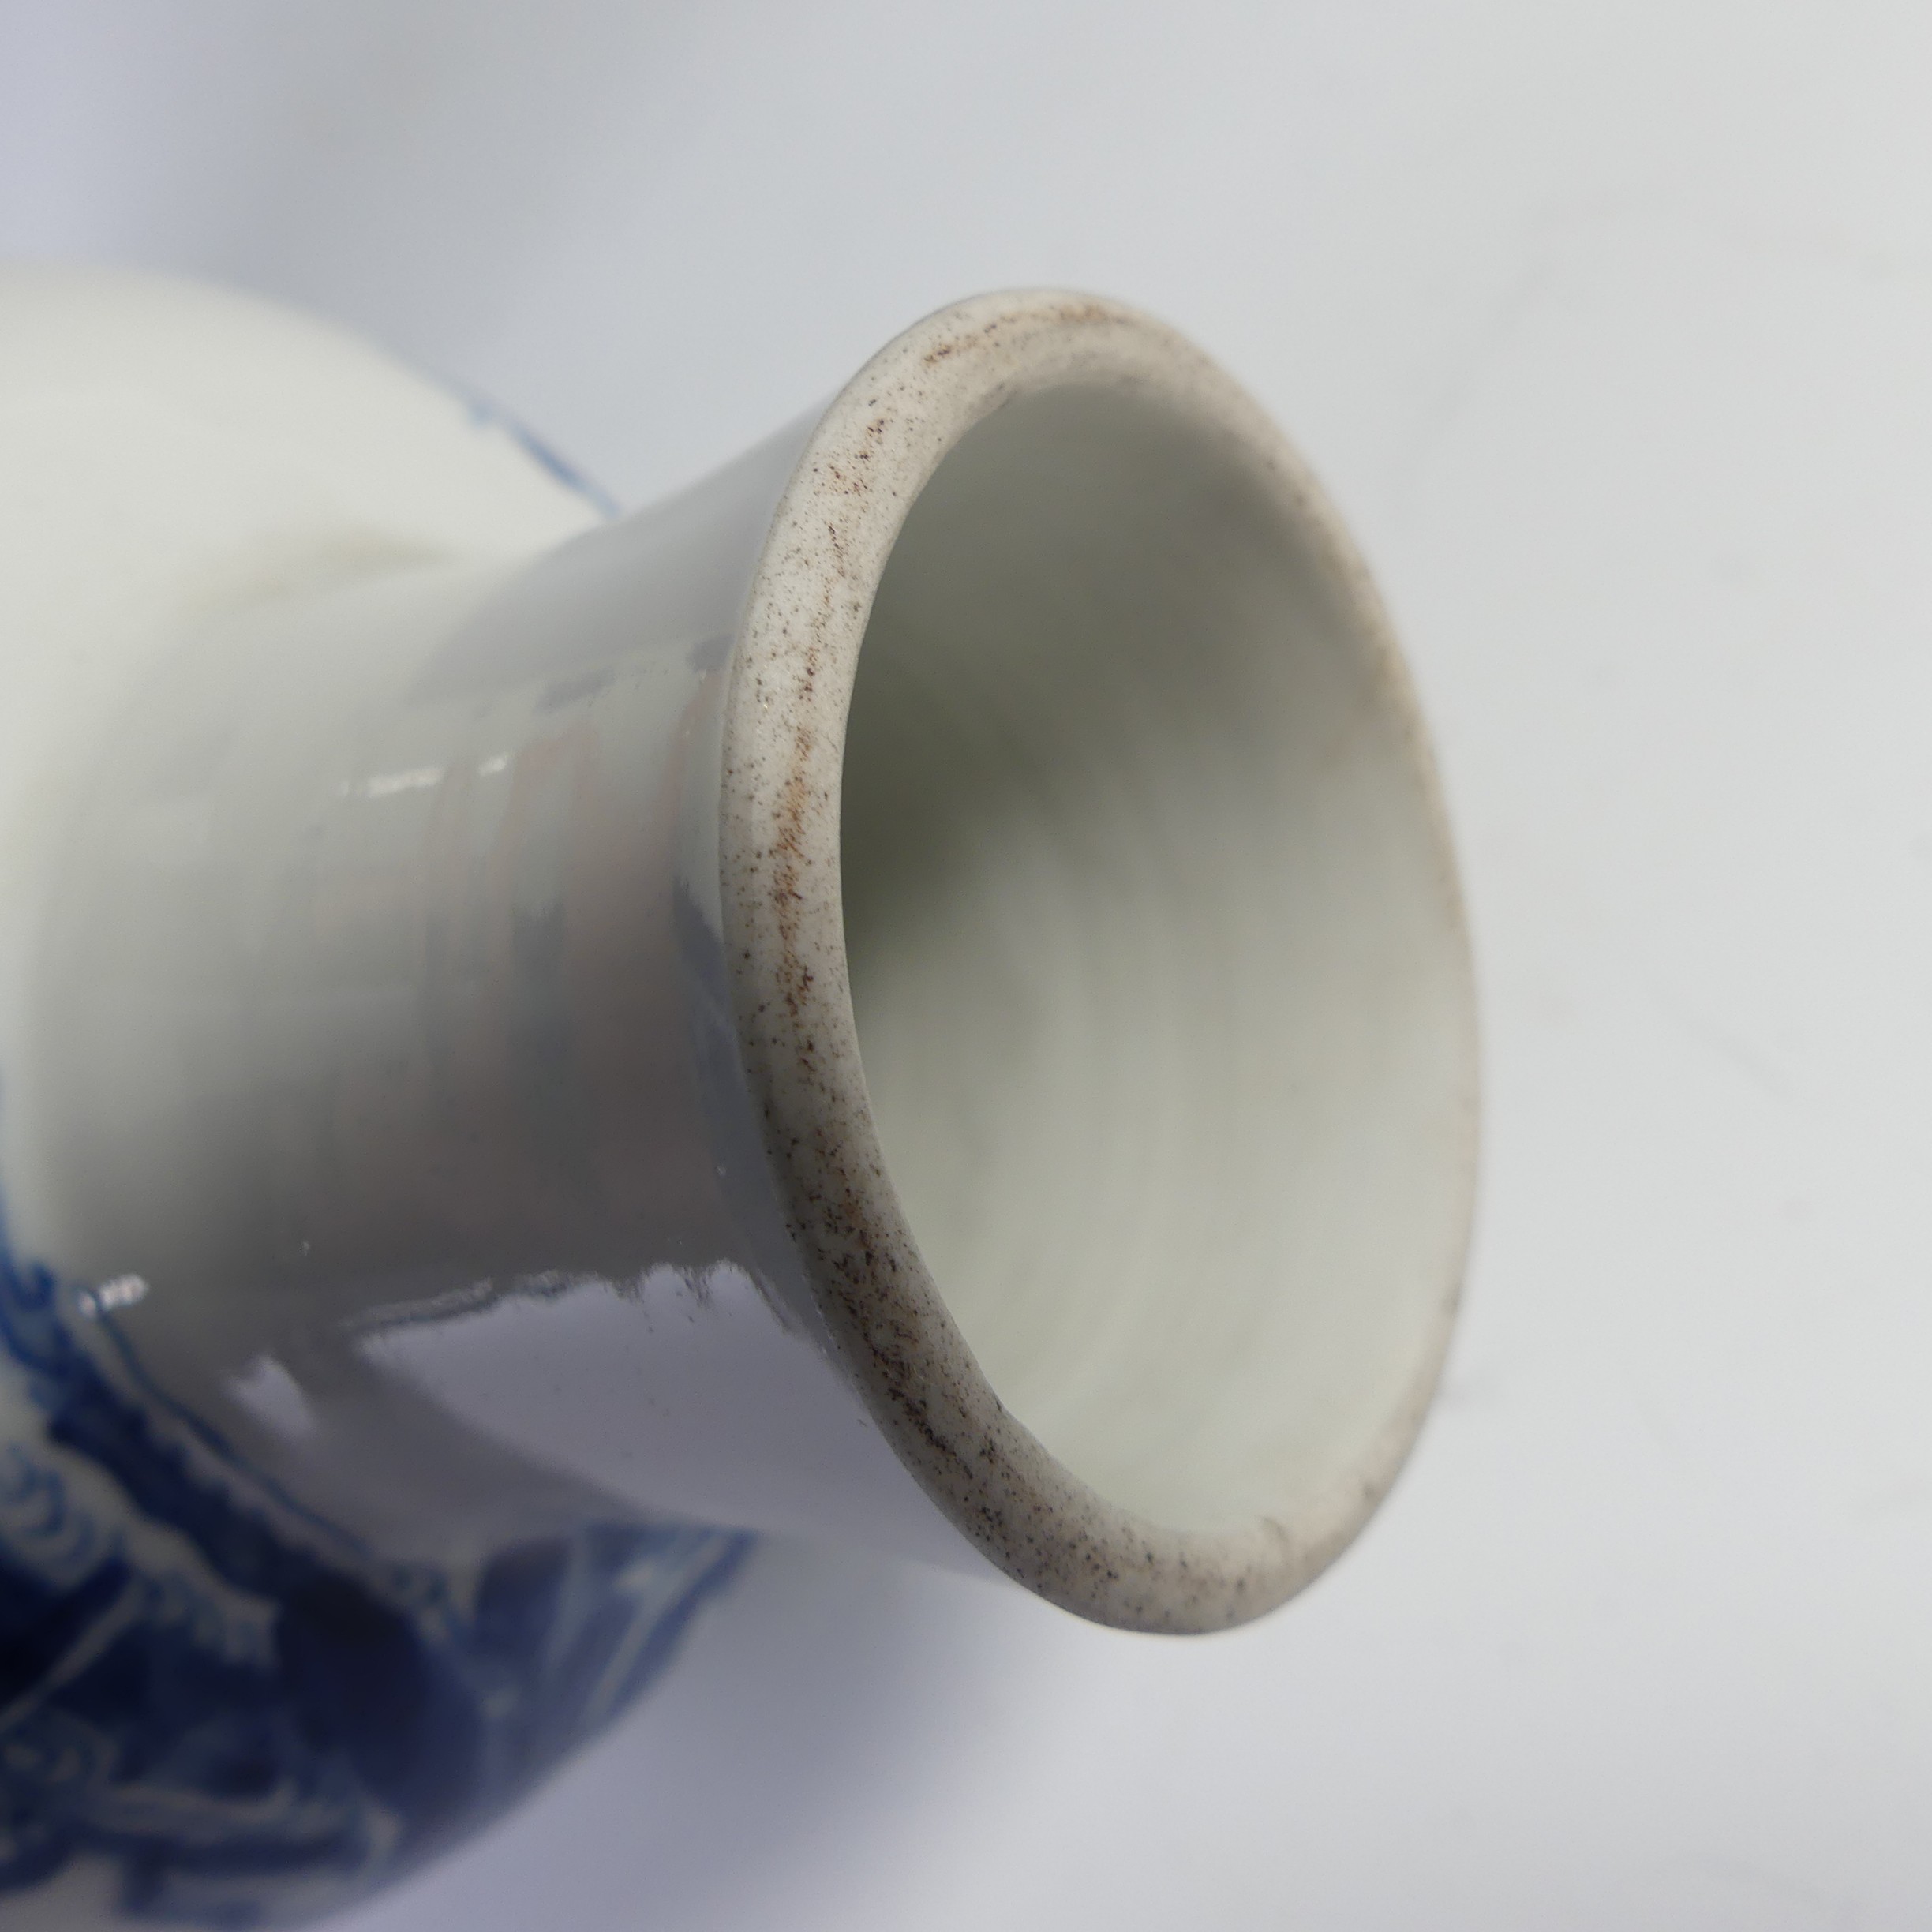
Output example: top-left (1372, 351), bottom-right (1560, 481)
top-left (0, 268), bottom-right (769, 1930)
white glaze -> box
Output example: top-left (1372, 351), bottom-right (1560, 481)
top-left (0, 268), bottom-right (1477, 1642)
top-left (0, 269), bottom-right (976, 1591)
top-left (726, 295), bottom-right (1479, 1626)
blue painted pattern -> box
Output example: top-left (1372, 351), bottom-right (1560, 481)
top-left (458, 390), bottom-right (623, 519)
top-left (0, 1204), bottom-right (750, 1926)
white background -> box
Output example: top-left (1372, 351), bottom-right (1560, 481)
top-left (5, 3), bottom-right (1931, 1926)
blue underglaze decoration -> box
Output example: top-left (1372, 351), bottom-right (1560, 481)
top-left (0, 1207), bottom-right (751, 1927)
top-left (457, 391), bottom-right (623, 520)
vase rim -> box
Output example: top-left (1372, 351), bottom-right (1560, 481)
top-left (720, 289), bottom-right (1476, 1632)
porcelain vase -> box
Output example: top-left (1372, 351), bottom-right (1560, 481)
top-left (0, 268), bottom-right (1477, 1926)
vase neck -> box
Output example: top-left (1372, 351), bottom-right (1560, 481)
top-left (13, 414), bottom-right (916, 1557)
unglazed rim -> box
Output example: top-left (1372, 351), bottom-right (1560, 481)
top-left (719, 290), bottom-right (1477, 1632)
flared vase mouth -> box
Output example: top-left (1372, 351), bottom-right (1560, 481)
top-left (720, 290), bottom-right (1477, 1632)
